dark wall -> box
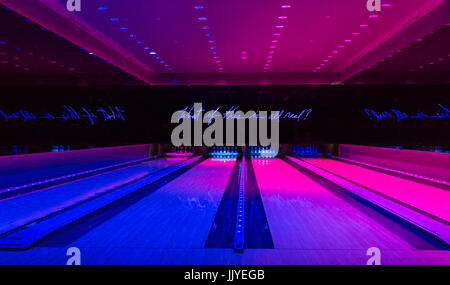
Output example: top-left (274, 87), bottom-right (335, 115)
top-left (0, 85), bottom-right (449, 154)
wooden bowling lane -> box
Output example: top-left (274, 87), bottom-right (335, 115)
top-left (0, 158), bottom-right (182, 236)
top-left (302, 158), bottom-right (450, 222)
top-left (66, 158), bottom-right (236, 249)
top-left (251, 158), bottom-right (443, 251)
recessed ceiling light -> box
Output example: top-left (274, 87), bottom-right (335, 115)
top-left (198, 17), bottom-right (207, 21)
top-left (149, 52), bottom-right (156, 55)
top-left (98, 7), bottom-right (108, 11)
top-left (352, 32), bottom-right (360, 36)
top-left (278, 16), bottom-right (287, 20)
top-left (110, 18), bottom-right (119, 21)
top-left (201, 26), bottom-right (210, 29)
top-left (194, 6), bottom-right (204, 10)
top-left (273, 33), bottom-right (281, 36)
top-left (275, 25), bottom-right (284, 29)
top-left (360, 24), bottom-right (368, 28)
top-left (369, 14), bottom-right (379, 18)
top-left (281, 5), bottom-right (291, 8)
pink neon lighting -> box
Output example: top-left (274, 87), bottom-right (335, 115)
top-left (302, 158), bottom-right (450, 222)
top-left (251, 158), bottom-right (435, 252)
top-left (166, 152), bottom-right (194, 156)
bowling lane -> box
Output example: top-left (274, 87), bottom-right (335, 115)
top-left (0, 158), bottom-right (143, 191)
top-left (302, 158), bottom-right (450, 222)
top-left (66, 158), bottom-right (236, 249)
top-left (252, 159), bottom-right (441, 250)
top-left (0, 158), bottom-right (183, 235)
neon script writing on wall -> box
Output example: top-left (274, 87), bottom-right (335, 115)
top-left (177, 105), bottom-right (312, 125)
top-left (364, 104), bottom-right (450, 121)
top-left (0, 106), bottom-right (125, 125)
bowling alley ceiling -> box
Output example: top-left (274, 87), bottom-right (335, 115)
top-left (0, 0), bottom-right (449, 85)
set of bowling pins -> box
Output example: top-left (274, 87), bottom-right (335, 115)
top-left (210, 146), bottom-right (239, 158)
top-left (248, 146), bottom-right (277, 158)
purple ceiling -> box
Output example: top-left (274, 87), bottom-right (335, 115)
top-left (0, 5), bottom-right (143, 85)
top-left (345, 24), bottom-right (450, 84)
top-left (0, 0), bottom-right (449, 85)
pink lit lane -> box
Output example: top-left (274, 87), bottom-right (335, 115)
top-left (252, 159), bottom-right (439, 250)
top-left (66, 159), bottom-right (235, 249)
top-left (301, 158), bottom-right (450, 222)
top-left (0, 158), bottom-right (183, 236)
